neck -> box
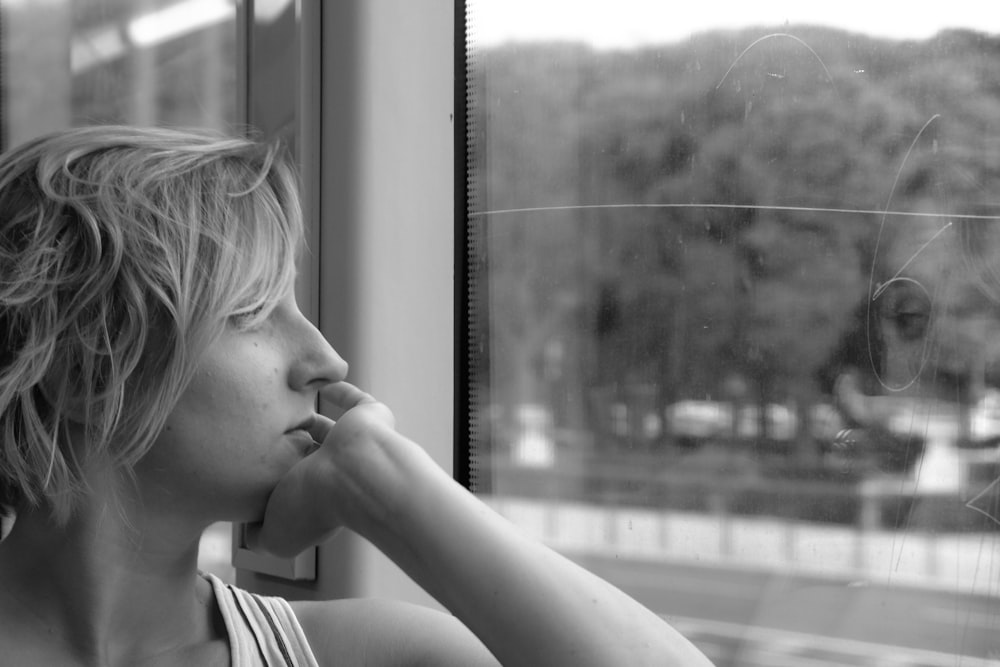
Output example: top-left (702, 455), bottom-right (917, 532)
top-left (0, 492), bottom-right (217, 665)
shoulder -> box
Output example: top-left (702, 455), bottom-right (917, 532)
top-left (290, 598), bottom-right (499, 667)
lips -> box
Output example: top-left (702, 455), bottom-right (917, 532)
top-left (285, 429), bottom-right (320, 455)
top-left (285, 415), bottom-right (321, 455)
top-left (287, 414), bottom-right (318, 434)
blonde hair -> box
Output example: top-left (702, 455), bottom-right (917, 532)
top-left (0, 126), bottom-right (302, 523)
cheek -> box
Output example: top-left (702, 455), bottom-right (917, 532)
top-left (183, 360), bottom-right (280, 426)
top-left (153, 374), bottom-right (276, 476)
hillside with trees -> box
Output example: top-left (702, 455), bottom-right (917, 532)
top-left (469, 26), bottom-right (1000, 457)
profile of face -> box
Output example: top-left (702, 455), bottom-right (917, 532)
top-left (870, 214), bottom-right (984, 397)
top-left (134, 289), bottom-right (348, 525)
top-left (0, 127), bottom-right (352, 527)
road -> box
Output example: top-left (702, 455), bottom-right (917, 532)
top-left (570, 553), bottom-right (1000, 666)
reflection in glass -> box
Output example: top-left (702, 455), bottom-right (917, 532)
top-left (465, 4), bottom-right (1000, 664)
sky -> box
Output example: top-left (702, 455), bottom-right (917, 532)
top-left (469, 1), bottom-right (1000, 50)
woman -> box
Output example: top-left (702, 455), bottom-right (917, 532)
top-left (0, 126), bottom-right (713, 666)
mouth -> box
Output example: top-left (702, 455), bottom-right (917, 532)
top-left (288, 414), bottom-right (318, 433)
top-left (285, 429), bottom-right (321, 455)
top-left (285, 416), bottom-right (321, 454)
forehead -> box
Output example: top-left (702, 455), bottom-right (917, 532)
top-left (879, 217), bottom-right (957, 283)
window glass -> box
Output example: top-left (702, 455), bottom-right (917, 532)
top-left (3, 0), bottom-right (237, 149)
top-left (1, 0), bottom-right (239, 581)
top-left (464, 3), bottom-right (1000, 663)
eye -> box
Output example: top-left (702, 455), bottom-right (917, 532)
top-left (229, 304), bottom-right (266, 330)
top-left (891, 309), bottom-right (930, 341)
top-left (876, 280), bottom-right (931, 342)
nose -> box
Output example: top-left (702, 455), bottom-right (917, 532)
top-left (288, 317), bottom-right (350, 392)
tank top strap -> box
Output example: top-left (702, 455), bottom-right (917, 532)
top-left (204, 572), bottom-right (320, 667)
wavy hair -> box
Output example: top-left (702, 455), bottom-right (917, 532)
top-left (0, 126), bottom-right (302, 524)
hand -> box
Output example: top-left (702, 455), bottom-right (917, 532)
top-left (245, 382), bottom-right (401, 557)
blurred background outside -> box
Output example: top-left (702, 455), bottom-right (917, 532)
top-left (466, 3), bottom-right (1000, 665)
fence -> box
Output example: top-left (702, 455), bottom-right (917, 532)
top-left (483, 495), bottom-right (999, 597)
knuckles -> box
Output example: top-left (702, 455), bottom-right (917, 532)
top-left (333, 401), bottom-right (396, 437)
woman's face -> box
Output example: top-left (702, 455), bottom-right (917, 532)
top-left (135, 289), bottom-right (348, 525)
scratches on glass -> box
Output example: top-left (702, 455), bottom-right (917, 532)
top-left (966, 476), bottom-right (1000, 526)
top-left (465, 13), bottom-right (1000, 663)
top-left (871, 224), bottom-right (952, 303)
top-left (715, 32), bottom-right (835, 91)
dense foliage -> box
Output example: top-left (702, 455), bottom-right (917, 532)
top-left (470, 27), bottom-right (1000, 442)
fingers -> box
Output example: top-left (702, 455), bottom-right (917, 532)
top-left (319, 381), bottom-right (396, 430)
top-left (320, 381), bottom-right (378, 418)
top-left (306, 412), bottom-right (336, 445)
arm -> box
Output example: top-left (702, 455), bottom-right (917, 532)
top-left (290, 598), bottom-right (499, 666)
top-left (249, 383), bottom-right (714, 667)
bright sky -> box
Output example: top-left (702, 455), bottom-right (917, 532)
top-left (470, 1), bottom-right (1000, 49)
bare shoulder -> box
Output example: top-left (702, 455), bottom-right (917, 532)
top-left (290, 598), bottom-right (499, 667)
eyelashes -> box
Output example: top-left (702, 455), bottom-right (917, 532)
top-left (229, 304), bottom-right (267, 329)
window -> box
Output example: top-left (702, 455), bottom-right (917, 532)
top-left (3, 0), bottom-right (237, 148)
top-left (461, 2), bottom-right (1000, 663)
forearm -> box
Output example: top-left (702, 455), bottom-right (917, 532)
top-left (352, 442), bottom-right (713, 667)
top-left (252, 386), bottom-right (713, 666)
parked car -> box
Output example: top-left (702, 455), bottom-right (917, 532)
top-left (664, 400), bottom-right (800, 441)
top-left (510, 403), bottom-right (556, 468)
top-left (664, 400), bottom-right (729, 440)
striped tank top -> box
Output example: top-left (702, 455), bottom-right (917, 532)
top-left (205, 572), bottom-right (320, 667)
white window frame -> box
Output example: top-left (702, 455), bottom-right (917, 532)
top-left (235, 0), bottom-right (456, 608)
